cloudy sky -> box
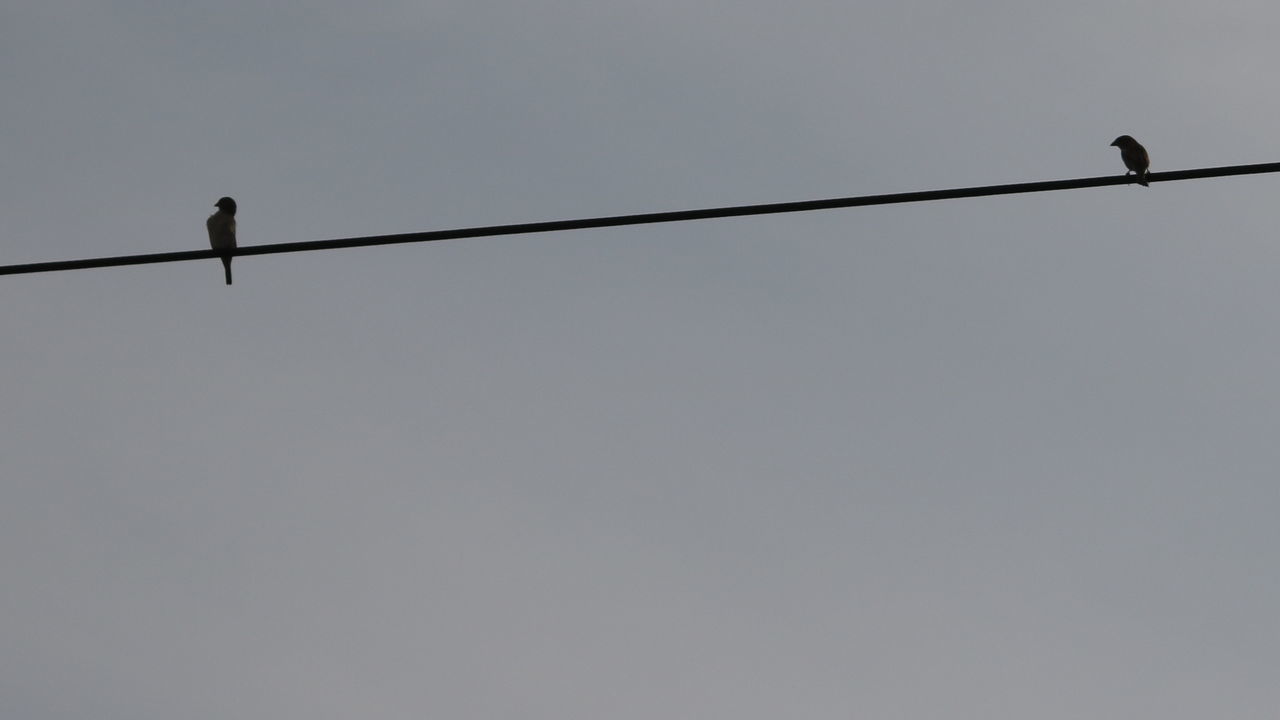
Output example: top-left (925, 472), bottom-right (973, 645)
top-left (3, 2), bottom-right (1278, 718)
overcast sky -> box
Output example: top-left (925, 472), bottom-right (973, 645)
top-left (3, 2), bottom-right (1279, 719)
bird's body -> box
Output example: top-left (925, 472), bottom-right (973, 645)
top-left (206, 196), bottom-right (237, 285)
top-left (1110, 135), bottom-right (1150, 187)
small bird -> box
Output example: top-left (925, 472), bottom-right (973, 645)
top-left (206, 196), bottom-right (237, 285)
top-left (1110, 135), bottom-right (1150, 187)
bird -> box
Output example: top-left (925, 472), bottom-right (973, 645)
top-left (1110, 135), bottom-right (1150, 187)
top-left (206, 196), bottom-right (237, 285)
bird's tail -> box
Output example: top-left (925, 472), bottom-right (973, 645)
top-left (1138, 171), bottom-right (1149, 187)
top-left (222, 256), bottom-right (233, 285)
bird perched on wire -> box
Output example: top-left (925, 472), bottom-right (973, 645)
top-left (206, 196), bottom-right (237, 285)
top-left (1110, 135), bottom-right (1150, 187)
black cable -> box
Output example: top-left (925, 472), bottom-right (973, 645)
top-left (3, 161), bottom-right (1277, 277)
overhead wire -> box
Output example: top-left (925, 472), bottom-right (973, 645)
top-left (2, 161), bottom-right (1278, 277)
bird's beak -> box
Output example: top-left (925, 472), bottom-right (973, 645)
top-left (1109, 140), bottom-right (1118, 147)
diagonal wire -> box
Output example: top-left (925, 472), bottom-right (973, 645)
top-left (3, 161), bottom-right (1278, 277)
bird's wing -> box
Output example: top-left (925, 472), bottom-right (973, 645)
top-left (207, 213), bottom-right (237, 250)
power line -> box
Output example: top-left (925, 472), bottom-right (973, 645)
top-left (3, 161), bottom-right (1278, 277)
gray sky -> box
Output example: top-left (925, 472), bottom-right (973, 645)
top-left (3, 2), bottom-right (1278, 718)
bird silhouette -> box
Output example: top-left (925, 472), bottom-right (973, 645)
top-left (1110, 135), bottom-right (1150, 187)
top-left (206, 196), bottom-right (237, 285)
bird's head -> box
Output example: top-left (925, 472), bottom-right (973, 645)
top-left (1110, 135), bottom-right (1136, 148)
top-left (214, 196), bottom-right (237, 215)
